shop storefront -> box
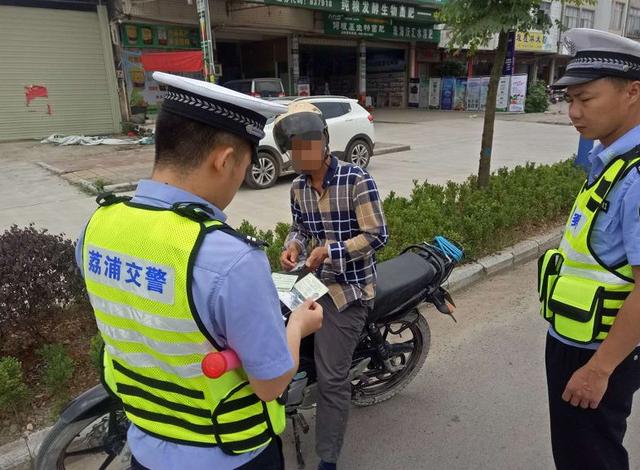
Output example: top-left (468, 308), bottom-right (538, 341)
top-left (320, 5), bottom-right (441, 106)
top-left (215, 36), bottom-right (289, 86)
top-left (0, 2), bottom-right (121, 140)
top-left (111, 0), bottom-right (444, 114)
top-left (366, 46), bottom-right (407, 107)
top-left (299, 43), bottom-right (358, 97)
top-left (118, 22), bottom-right (203, 116)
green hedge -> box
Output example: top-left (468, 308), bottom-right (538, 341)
top-left (525, 81), bottom-right (550, 114)
top-left (238, 159), bottom-right (585, 268)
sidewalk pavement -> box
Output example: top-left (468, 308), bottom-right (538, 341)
top-left (372, 102), bottom-right (571, 126)
top-left (0, 107), bottom-right (578, 235)
top-left (21, 105), bottom-right (572, 194)
top-left (30, 141), bottom-right (409, 194)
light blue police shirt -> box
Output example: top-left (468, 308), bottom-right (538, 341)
top-left (75, 180), bottom-right (293, 469)
top-left (550, 125), bottom-right (640, 349)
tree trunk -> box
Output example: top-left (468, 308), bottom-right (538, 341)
top-left (478, 30), bottom-right (510, 188)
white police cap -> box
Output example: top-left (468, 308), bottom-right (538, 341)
top-left (153, 72), bottom-right (287, 148)
top-left (553, 28), bottom-right (640, 88)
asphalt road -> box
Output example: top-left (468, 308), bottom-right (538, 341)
top-left (281, 260), bottom-right (640, 470)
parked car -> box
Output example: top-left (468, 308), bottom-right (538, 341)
top-left (245, 96), bottom-right (375, 189)
top-left (223, 78), bottom-right (285, 98)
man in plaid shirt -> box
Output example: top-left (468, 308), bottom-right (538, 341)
top-left (274, 102), bottom-right (388, 470)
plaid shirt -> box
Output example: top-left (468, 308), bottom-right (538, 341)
top-left (286, 156), bottom-right (388, 312)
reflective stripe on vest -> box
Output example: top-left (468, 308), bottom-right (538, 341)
top-left (538, 153), bottom-right (640, 343)
top-left (83, 201), bottom-right (285, 453)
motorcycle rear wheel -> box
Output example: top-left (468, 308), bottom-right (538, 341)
top-left (351, 312), bottom-right (431, 407)
top-left (36, 410), bottom-right (129, 470)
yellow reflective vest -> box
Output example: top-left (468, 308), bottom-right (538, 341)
top-left (82, 197), bottom-right (285, 454)
top-left (539, 152), bottom-right (640, 343)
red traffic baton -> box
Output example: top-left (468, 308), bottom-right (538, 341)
top-left (201, 350), bottom-right (241, 379)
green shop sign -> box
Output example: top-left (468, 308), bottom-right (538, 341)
top-left (264, 0), bottom-right (437, 23)
top-left (120, 23), bottom-right (200, 49)
top-left (324, 13), bottom-right (440, 42)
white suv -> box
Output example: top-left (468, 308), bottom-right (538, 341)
top-left (245, 96), bottom-right (375, 189)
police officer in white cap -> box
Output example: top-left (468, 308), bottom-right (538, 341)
top-left (540, 29), bottom-right (640, 469)
top-left (74, 73), bottom-right (323, 469)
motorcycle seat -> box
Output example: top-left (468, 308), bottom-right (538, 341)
top-left (370, 252), bottom-right (437, 321)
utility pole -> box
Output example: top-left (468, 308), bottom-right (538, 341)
top-left (196, 0), bottom-right (216, 82)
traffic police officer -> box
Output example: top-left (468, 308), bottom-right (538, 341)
top-left (540, 29), bottom-right (640, 469)
top-left (75, 72), bottom-right (323, 470)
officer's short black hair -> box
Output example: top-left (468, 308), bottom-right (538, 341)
top-left (606, 76), bottom-right (634, 89)
top-left (154, 109), bottom-right (250, 172)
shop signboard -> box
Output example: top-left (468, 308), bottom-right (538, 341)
top-left (440, 77), bottom-right (455, 110)
top-left (515, 31), bottom-right (544, 51)
top-left (418, 64), bottom-right (429, 108)
top-left (496, 76), bottom-right (511, 112)
top-left (122, 50), bottom-right (167, 114)
top-left (508, 74), bottom-right (528, 113)
top-left (454, 78), bottom-right (467, 111)
top-left (408, 78), bottom-right (420, 108)
top-left (428, 77), bottom-right (441, 108)
top-left (466, 77), bottom-right (481, 112)
top-left (324, 14), bottom-right (439, 42)
top-left (267, 0), bottom-right (437, 23)
top-left (479, 76), bottom-right (490, 111)
top-left (298, 82), bottom-right (311, 96)
top-left (121, 23), bottom-right (200, 49)
top-left (503, 31), bottom-right (516, 76)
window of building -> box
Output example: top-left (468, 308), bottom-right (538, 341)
top-left (611, 1), bottom-right (625, 30)
top-left (564, 6), bottom-right (579, 29)
top-left (628, 7), bottom-right (640, 37)
top-left (580, 9), bottom-right (595, 28)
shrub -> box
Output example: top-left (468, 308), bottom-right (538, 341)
top-left (37, 344), bottom-right (75, 397)
top-left (89, 333), bottom-right (104, 373)
top-left (0, 225), bottom-right (88, 349)
top-left (377, 160), bottom-right (583, 261)
top-left (239, 159), bottom-right (584, 270)
top-left (237, 221), bottom-right (290, 270)
top-left (525, 81), bottom-right (550, 114)
top-left (0, 357), bottom-right (29, 413)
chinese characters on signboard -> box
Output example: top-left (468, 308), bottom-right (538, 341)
top-left (121, 23), bottom-right (200, 49)
top-left (266, 0), bottom-right (436, 23)
top-left (515, 31), bottom-right (544, 51)
top-left (324, 14), bottom-right (439, 42)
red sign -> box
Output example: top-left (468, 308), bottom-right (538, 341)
top-left (141, 51), bottom-right (204, 73)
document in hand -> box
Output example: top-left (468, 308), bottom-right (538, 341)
top-left (272, 272), bottom-right (329, 310)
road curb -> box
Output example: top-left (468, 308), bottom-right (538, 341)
top-left (36, 161), bottom-right (100, 194)
top-left (0, 427), bottom-right (51, 470)
top-left (36, 161), bottom-right (66, 175)
top-left (104, 182), bottom-right (138, 193)
top-left (447, 227), bottom-right (563, 294)
top-left (0, 226), bottom-right (564, 469)
top-left (374, 144), bottom-right (411, 156)
top-left (36, 143), bottom-right (409, 197)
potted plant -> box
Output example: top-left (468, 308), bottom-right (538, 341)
top-left (130, 89), bottom-right (147, 116)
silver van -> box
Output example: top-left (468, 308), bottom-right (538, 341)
top-left (223, 78), bottom-right (285, 98)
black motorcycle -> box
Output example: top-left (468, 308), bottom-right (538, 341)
top-left (35, 238), bottom-right (462, 470)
